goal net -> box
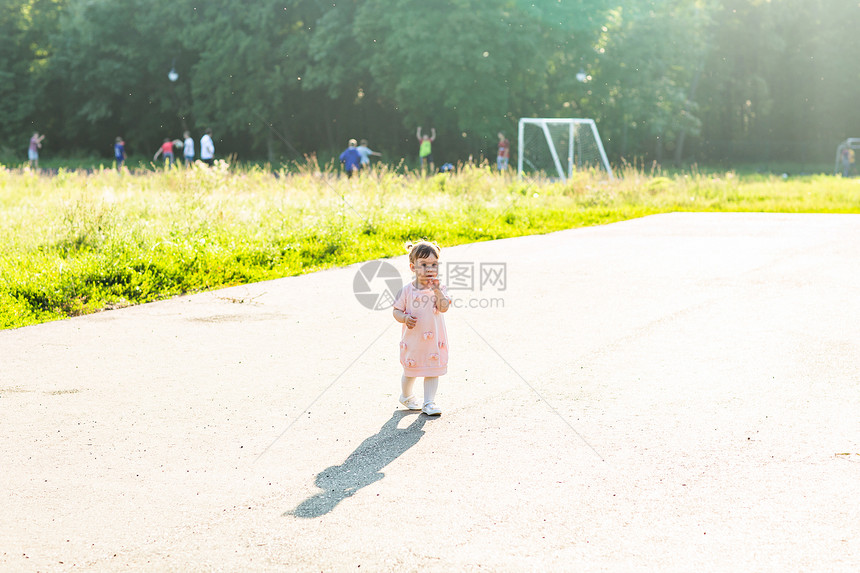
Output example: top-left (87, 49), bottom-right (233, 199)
top-left (518, 118), bottom-right (613, 181)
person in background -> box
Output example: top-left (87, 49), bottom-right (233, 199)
top-left (416, 126), bottom-right (436, 175)
top-left (153, 138), bottom-right (174, 168)
top-left (28, 132), bottom-right (45, 169)
top-left (841, 146), bottom-right (855, 178)
top-left (356, 138), bottom-right (382, 170)
top-left (183, 130), bottom-right (195, 166)
top-left (497, 132), bottom-right (510, 172)
top-left (339, 138), bottom-right (362, 178)
top-left (200, 128), bottom-right (215, 166)
top-left (114, 137), bottom-right (126, 171)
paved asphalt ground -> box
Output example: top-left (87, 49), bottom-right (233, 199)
top-left (2, 212), bottom-right (859, 572)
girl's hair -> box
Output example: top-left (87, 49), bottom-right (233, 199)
top-left (406, 240), bottom-right (441, 263)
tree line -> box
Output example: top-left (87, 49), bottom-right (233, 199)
top-left (2, 0), bottom-right (858, 167)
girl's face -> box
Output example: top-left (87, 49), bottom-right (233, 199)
top-left (410, 253), bottom-right (439, 287)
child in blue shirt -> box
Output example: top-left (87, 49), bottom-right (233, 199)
top-left (339, 139), bottom-right (361, 178)
top-left (114, 137), bottom-right (126, 171)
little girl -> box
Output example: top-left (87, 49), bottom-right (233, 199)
top-left (392, 240), bottom-right (451, 415)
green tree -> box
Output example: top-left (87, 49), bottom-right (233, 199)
top-left (175, 0), bottom-right (318, 161)
top-left (591, 0), bottom-right (712, 162)
top-left (8, 0), bottom-right (860, 167)
top-left (47, 0), bottom-right (187, 156)
top-left (695, 0), bottom-right (860, 164)
top-left (0, 0), bottom-right (65, 159)
top-left (303, 0), bottom-right (606, 161)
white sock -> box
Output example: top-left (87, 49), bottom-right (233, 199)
top-left (401, 375), bottom-right (416, 399)
top-left (423, 377), bottom-right (439, 405)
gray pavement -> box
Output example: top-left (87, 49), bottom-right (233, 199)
top-left (1, 212), bottom-right (859, 572)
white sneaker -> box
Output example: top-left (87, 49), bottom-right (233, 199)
top-left (422, 402), bottom-right (442, 416)
top-left (399, 394), bottom-right (421, 410)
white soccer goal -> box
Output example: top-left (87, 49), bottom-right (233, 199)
top-left (518, 118), bottom-right (613, 181)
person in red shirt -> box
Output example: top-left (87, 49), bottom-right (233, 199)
top-left (153, 138), bottom-right (175, 168)
top-left (497, 132), bottom-right (510, 172)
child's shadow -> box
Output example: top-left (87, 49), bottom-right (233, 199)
top-left (286, 410), bottom-right (429, 519)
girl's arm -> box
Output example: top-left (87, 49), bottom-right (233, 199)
top-left (393, 308), bottom-right (417, 328)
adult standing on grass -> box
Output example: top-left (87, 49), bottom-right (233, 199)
top-left (183, 131), bottom-right (195, 166)
top-left (416, 126), bottom-right (436, 175)
top-left (497, 132), bottom-right (510, 172)
top-left (28, 132), bottom-right (45, 169)
top-left (114, 137), bottom-right (126, 171)
top-left (339, 138), bottom-right (361, 178)
top-left (356, 138), bottom-right (382, 170)
top-left (153, 138), bottom-right (175, 168)
top-left (200, 128), bottom-right (215, 166)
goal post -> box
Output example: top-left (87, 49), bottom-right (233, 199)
top-left (517, 118), bottom-right (614, 181)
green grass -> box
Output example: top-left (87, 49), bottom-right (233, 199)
top-left (2, 161), bottom-right (859, 329)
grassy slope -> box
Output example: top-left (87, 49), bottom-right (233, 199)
top-left (1, 164), bottom-right (859, 329)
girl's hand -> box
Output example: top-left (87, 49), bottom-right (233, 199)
top-left (405, 314), bottom-right (417, 329)
top-left (427, 277), bottom-right (441, 291)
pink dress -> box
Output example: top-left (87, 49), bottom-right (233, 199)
top-left (393, 282), bottom-right (449, 377)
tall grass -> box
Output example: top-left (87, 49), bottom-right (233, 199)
top-left (1, 161), bottom-right (858, 329)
